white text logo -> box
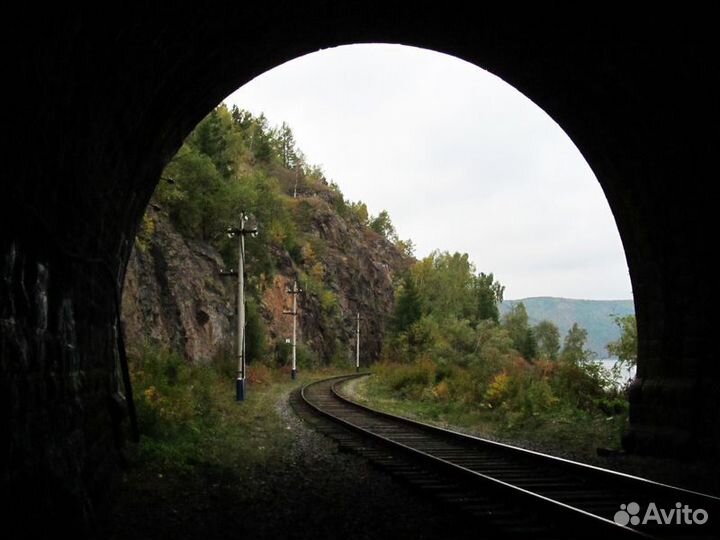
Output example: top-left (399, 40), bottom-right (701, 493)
top-left (614, 502), bottom-right (708, 526)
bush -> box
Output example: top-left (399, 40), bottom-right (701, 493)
top-left (375, 358), bottom-right (437, 400)
top-left (130, 346), bottom-right (217, 453)
top-left (551, 359), bottom-right (613, 413)
top-left (431, 380), bottom-right (450, 400)
top-left (513, 376), bottom-right (559, 417)
top-left (484, 372), bottom-right (510, 408)
top-left (272, 340), bottom-right (319, 371)
top-left (247, 362), bottom-right (273, 385)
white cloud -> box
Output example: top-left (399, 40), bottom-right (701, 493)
top-left (226, 44), bottom-right (632, 300)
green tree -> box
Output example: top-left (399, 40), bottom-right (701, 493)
top-left (189, 106), bottom-right (234, 176)
top-left (250, 113), bottom-right (273, 162)
top-left (560, 323), bottom-right (594, 365)
top-left (534, 319), bottom-right (560, 360)
top-left (369, 210), bottom-right (398, 241)
top-left (472, 320), bottom-right (515, 371)
top-left (391, 275), bottom-right (422, 333)
top-left (501, 302), bottom-right (537, 361)
top-left (412, 251), bottom-right (476, 320)
top-left (274, 121), bottom-right (299, 168)
top-left (230, 105), bottom-right (252, 128)
top-left (244, 297), bottom-right (266, 363)
top-left (606, 314), bottom-right (637, 368)
top-left (159, 144), bottom-right (227, 241)
top-left (523, 326), bottom-right (538, 361)
top-left (349, 201), bottom-right (369, 224)
top-left (403, 316), bottom-right (441, 360)
top-left (394, 238), bottom-right (415, 258)
top-left (471, 272), bottom-right (504, 324)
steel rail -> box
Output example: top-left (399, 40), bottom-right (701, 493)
top-left (299, 374), bottom-right (719, 539)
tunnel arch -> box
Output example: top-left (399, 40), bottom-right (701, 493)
top-left (3, 5), bottom-right (717, 536)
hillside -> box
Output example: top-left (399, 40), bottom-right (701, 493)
top-left (500, 297), bottom-right (634, 357)
top-left (121, 105), bottom-right (411, 368)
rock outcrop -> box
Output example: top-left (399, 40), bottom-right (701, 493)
top-left (122, 196), bottom-right (410, 366)
top-left (121, 208), bottom-right (234, 362)
top-left (264, 194), bottom-right (410, 365)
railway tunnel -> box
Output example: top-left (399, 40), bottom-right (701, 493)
top-left (2, 4), bottom-right (718, 535)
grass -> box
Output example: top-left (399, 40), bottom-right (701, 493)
top-left (344, 372), bottom-right (628, 462)
top-left (127, 347), bottom-right (348, 471)
top-left (127, 345), bottom-right (625, 470)
top-left (109, 347), bottom-right (355, 539)
top-left (108, 348), bottom-right (716, 539)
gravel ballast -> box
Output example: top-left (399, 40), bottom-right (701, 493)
top-left (108, 385), bottom-right (481, 540)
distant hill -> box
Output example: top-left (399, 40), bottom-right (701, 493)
top-left (500, 297), bottom-right (634, 358)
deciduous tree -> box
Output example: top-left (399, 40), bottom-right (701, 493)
top-left (606, 315), bottom-right (637, 368)
top-left (502, 302), bottom-right (537, 361)
top-left (534, 319), bottom-right (560, 361)
top-left (560, 323), bottom-right (594, 365)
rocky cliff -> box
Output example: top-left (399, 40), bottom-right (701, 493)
top-left (122, 194), bottom-right (410, 367)
top-left (121, 207), bottom-right (234, 362)
top-left (264, 191), bottom-right (410, 365)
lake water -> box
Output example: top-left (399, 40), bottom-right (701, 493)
top-left (597, 358), bottom-right (635, 387)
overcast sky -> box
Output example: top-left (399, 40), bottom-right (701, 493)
top-left (226, 44), bottom-right (632, 301)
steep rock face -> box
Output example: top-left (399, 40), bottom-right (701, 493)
top-left (121, 196), bottom-right (410, 366)
top-left (261, 195), bottom-right (410, 366)
top-left (121, 208), bottom-right (234, 362)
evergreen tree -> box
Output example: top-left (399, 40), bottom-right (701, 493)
top-left (523, 326), bottom-right (538, 361)
top-left (391, 275), bottom-right (422, 333)
top-left (471, 272), bottom-right (504, 324)
top-left (275, 122), bottom-right (299, 168)
top-left (251, 114), bottom-right (273, 162)
top-left (230, 105), bottom-right (253, 129)
top-left (190, 106), bottom-right (233, 175)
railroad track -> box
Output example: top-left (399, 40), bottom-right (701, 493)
top-left (291, 374), bottom-right (720, 539)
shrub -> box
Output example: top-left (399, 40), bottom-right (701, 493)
top-left (431, 380), bottom-right (450, 401)
top-left (552, 359), bottom-right (613, 413)
top-left (130, 346), bottom-right (216, 447)
top-left (514, 377), bottom-right (559, 417)
top-left (484, 372), bottom-right (510, 408)
top-left (375, 358), bottom-right (437, 400)
top-left (247, 362), bottom-right (273, 385)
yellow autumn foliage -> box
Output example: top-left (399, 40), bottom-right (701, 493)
top-left (484, 371), bottom-right (510, 408)
top-left (431, 380), bottom-right (450, 400)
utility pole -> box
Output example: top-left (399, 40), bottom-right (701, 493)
top-left (283, 280), bottom-right (302, 379)
top-left (221, 212), bottom-right (257, 401)
top-left (293, 166), bottom-right (299, 198)
top-left (355, 312), bottom-right (362, 372)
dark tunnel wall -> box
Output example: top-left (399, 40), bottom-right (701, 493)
top-left (2, 5), bottom-right (718, 535)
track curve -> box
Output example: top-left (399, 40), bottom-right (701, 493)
top-left (294, 374), bottom-right (720, 540)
